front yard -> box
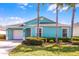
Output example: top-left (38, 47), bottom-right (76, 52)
top-left (9, 44), bottom-right (79, 56)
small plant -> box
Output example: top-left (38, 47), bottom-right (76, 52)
top-left (22, 40), bottom-right (27, 45)
top-left (49, 40), bottom-right (54, 43)
top-left (62, 38), bottom-right (71, 42)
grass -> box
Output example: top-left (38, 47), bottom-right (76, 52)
top-left (9, 44), bottom-right (79, 56)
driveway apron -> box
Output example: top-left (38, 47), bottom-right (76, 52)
top-left (0, 40), bottom-right (22, 56)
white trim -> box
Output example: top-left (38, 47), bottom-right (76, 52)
top-left (6, 30), bottom-right (8, 40)
top-left (23, 30), bottom-right (25, 40)
top-left (27, 24), bottom-right (70, 27)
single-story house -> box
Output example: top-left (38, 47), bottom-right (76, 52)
top-left (6, 16), bottom-right (71, 40)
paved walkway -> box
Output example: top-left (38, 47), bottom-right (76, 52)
top-left (0, 40), bottom-right (22, 56)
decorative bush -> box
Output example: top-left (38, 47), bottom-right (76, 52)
top-left (72, 37), bottom-right (79, 45)
top-left (72, 37), bottom-right (79, 41)
top-left (26, 39), bottom-right (44, 46)
top-left (47, 38), bottom-right (55, 42)
top-left (26, 37), bottom-right (47, 43)
top-left (23, 37), bottom-right (46, 46)
top-left (26, 37), bottom-right (47, 40)
top-left (62, 38), bottom-right (71, 42)
top-left (47, 38), bottom-right (71, 42)
top-left (49, 40), bottom-right (54, 43)
top-left (22, 40), bottom-right (27, 45)
top-left (72, 41), bottom-right (79, 45)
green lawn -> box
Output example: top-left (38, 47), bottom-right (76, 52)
top-left (9, 44), bottom-right (79, 56)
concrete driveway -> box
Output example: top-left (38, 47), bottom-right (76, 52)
top-left (0, 40), bottom-right (22, 56)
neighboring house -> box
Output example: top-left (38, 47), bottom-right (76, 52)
top-left (0, 26), bottom-right (6, 34)
top-left (6, 16), bottom-right (71, 40)
top-left (73, 23), bottom-right (79, 36)
top-left (0, 26), bottom-right (6, 40)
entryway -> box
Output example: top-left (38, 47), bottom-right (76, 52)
top-left (25, 28), bottom-right (31, 37)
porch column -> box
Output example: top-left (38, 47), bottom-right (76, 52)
top-left (6, 30), bottom-right (8, 40)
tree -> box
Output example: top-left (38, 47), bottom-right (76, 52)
top-left (55, 3), bottom-right (63, 44)
top-left (37, 3), bottom-right (40, 38)
top-left (66, 3), bottom-right (76, 42)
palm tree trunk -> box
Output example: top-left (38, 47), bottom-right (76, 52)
top-left (71, 6), bottom-right (75, 42)
top-left (56, 4), bottom-right (59, 44)
top-left (37, 3), bottom-right (40, 38)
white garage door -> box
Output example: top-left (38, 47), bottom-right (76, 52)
top-left (13, 30), bottom-right (23, 40)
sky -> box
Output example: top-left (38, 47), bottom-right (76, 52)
top-left (0, 3), bottom-right (79, 26)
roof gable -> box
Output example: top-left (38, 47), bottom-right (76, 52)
top-left (25, 16), bottom-right (56, 25)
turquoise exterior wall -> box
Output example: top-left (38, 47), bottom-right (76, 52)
top-left (42, 26), bottom-right (62, 38)
top-left (24, 26), bottom-right (63, 38)
top-left (24, 26), bottom-right (71, 38)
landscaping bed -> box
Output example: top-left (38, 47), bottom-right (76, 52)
top-left (9, 44), bottom-right (79, 56)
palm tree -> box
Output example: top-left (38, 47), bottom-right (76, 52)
top-left (55, 4), bottom-right (59, 44)
top-left (66, 3), bottom-right (76, 42)
top-left (55, 3), bottom-right (63, 44)
top-left (37, 3), bottom-right (40, 38)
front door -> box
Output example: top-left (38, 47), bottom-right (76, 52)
top-left (63, 29), bottom-right (67, 38)
top-left (25, 28), bottom-right (31, 37)
top-left (39, 28), bottom-right (42, 37)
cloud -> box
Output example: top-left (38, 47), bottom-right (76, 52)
top-left (76, 4), bottom-right (79, 7)
top-left (17, 3), bottom-right (33, 10)
top-left (0, 17), bottom-right (25, 26)
top-left (48, 4), bottom-right (68, 13)
top-left (18, 3), bottom-right (28, 6)
top-left (17, 3), bottom-right (28, 10)
top-left (59, 6), bottom-right (68, 12)
top-left (48, 4), bottom-right (57, 11)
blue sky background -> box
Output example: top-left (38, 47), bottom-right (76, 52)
top-left (0, 3), bottom-right (79, 26)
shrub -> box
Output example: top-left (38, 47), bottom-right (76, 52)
top-left (49, 40), bottom-right (54, 43)
top-left (47, 38), bottom-right (71, 42)
top-left (26, 39), bottom-right (44, 46)
top-left (22, 40), bottom-right (27, 45)
top-left (24, 37), bottom-right (45, 45)
top-left (72, 37), bottom-right (79, 41)
top-left (72, 41), bottom-right (79, 45)
top-left (26, 37), bottom-right (47, 43)
top-left (26, 37), bottom-right (47, 40)
top-left (72, 37), bottom-right (79, 45)
top-left (62, 38), bottom-right (71, 42)
top-left (47, 38), bottom-right (55, 42)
